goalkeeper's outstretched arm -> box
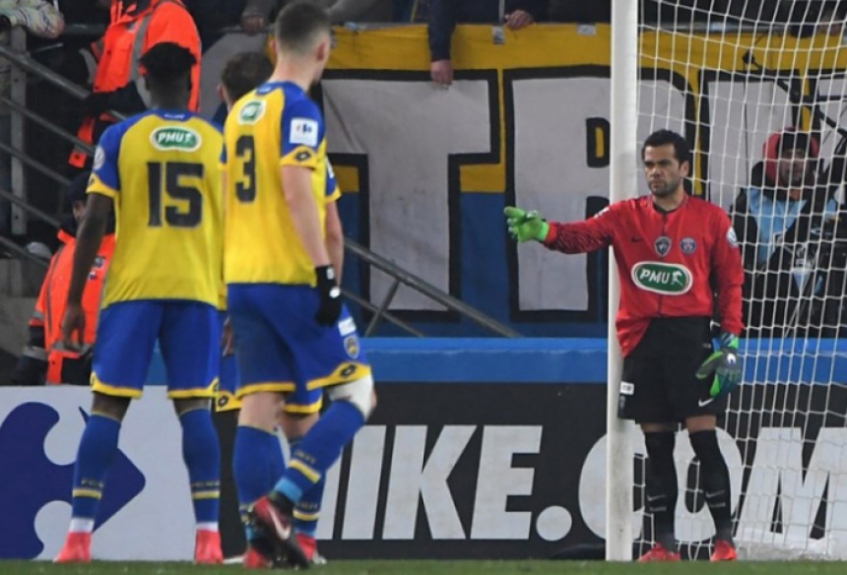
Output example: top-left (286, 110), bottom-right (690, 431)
top-left (504, 204), bottom-right (617, 254)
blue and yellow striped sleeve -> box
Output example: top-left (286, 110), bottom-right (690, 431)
top-left (280, 97), bottom-right (322, 170)
top-left (87, 123), bottom-right (123, 198)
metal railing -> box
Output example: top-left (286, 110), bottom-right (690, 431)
top-left (0, 42), bottom-right (520, 337)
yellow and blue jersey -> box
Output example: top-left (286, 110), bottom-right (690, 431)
top-left (222, 81), bottom-right (340, 287)
top-left (88, 109), bottom-right (224, 309)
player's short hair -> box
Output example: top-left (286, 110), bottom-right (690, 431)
top-left (139, 42), bottom-right (196, 87)
top-left (274, 1), bottom-right (331, 55)
top-left (642, 129), bottom-right (691, 166)
top-left (221, 52), bottom-right (273, 102)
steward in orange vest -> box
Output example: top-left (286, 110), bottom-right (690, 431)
top-left (69, 0), bottom-right (201, 169)
top-left (11, 173), bottom-right (116, 385)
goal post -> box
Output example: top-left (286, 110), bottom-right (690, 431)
top-left (608, 0), bottom-right (847, 561)
top-left (606, 0), bottom-right (639, 562)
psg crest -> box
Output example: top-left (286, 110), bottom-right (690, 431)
top-left (654, 236), bottom-right (671, 257)
top-left (680, 237), bottom-right (697, 254)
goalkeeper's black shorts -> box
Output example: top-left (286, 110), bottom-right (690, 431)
top-left (617, 316), bottom-right (726, 423)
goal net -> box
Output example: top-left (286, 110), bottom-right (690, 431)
top-left (637, 0), bottom-right (847, 560)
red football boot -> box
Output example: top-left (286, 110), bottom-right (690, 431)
top-left (194, 529), bottom-right (223, 565)
top-left (711, 539), bottom-right (738, 562)
top-left (638, 542), bottom-right (681, 562)
top-left (54, 532), bottom-right (92, 563)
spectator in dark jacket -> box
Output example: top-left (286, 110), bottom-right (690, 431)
top-left (730, 129), bottom-right (842, 337)
top-left (429, 0), bottom-right (546, 86)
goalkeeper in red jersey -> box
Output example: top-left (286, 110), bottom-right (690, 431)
top-left (506, 129), bottom-right (744, 562)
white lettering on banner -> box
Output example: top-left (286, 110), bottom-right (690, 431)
top-left (382, 425), bottom-right (476, 539)
top-left (341, 426), bottom-right (386, 539)
top-left (471, 426), bottom-right (542, 539)
top-left (512, 76), bottom-right (686, 311)
top-left (736, 428), bottom-right (847, 549)
top-left (706, 80), bottom-right (794, 210)
top-left (578, 428), bottom-right (742, 542)
top-left (321, 79), bottom-right (494, 312)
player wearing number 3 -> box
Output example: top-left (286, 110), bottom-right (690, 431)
top-left (56, 43), bottom-right (225, 564)
top-left (222, 3), bottom-right (375, 568)
top-left (506, 130), bottom-right (744, 562)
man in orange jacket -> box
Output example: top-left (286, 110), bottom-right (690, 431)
top-left (69, 0), bottom-right (201, 171)
top-left (11, 173), bottom-right (116, 385)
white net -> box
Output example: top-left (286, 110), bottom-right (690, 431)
top-left (638, 0), bottom-right (847, 560)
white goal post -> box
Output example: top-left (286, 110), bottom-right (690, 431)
top-left (609, 0), bottom-right (847, 561)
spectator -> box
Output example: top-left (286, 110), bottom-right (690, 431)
top-left (429, 0), bottom-right (546, 86)
top-left (9, 172), bottom-right (115, 386)
top-left (68, 0), bottom-right (201, 172)
top-left (0, 0), bottom-right (64, 237)
top-left (730, 129), bottom-right (841, 337)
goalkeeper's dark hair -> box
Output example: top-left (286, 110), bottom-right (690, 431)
top-left (221, 52), bottom-right (273, 102)
top-left (139, 42), bottom-right (196, 89)
top-left (642, 129), bottom-right (691, 166)
top-left (274, 1), bottom-right (331, 55)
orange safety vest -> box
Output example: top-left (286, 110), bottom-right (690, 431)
top-left (69, 0), bottom-right (201, 168)
top-left (28, 230), bottom-right (116, 384)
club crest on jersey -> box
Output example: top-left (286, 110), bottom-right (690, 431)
top-left (239, 100), bottom-right (265, 125)
top-left (344, 335), bottom-right (360, 359)
top-left (680, 237), bottom-right (697, 254)
top-left (654, 236), bottom-right (672, 257)
top-left (150, 127), bottom-right (201, 152)
top-left (631, 261), bottom-right (693, 295)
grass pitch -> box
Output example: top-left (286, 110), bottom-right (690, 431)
top-left (3, 561), bottom-right (847, 575)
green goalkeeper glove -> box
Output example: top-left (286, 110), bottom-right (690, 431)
top-left (696, 332), bottom-right (742, 400)
top-left (504, 206), bottom-right (549, 243)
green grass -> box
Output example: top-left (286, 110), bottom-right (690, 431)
top-left (3, 561), bottom-right (847, 575)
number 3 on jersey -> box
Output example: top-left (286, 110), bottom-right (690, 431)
top-left (147, 161), bottom-right (203, 228)
top-left (235, 135), bottom-right (256, 202)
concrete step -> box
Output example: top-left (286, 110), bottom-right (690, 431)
top-left (0, 295), bottom-right (36, 355)
top-left (0, 257), bottom-right (46, 298)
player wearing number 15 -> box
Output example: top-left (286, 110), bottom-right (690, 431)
top-left (222, 3), bottom-right (375, 568)
top-left (56, 43), bottom-right (224, 564)
top-left (506, 130), bottom-right (744, 562)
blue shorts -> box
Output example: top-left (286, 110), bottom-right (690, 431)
top-left (215, 311), bottom-right (326, 414)
top-left (92, 300), bottom-right (219, 399)
top-left (227, 283), bottom-right (370, 411)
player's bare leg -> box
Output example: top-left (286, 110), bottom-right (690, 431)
top-left (173, 398), bottom-right (223, 565)
top-left (56, 393), bottom-right (130, 563)
top-left (685, 414), bottom-right (737, 561)
top-left (637, 422), bottom-right (681, 562)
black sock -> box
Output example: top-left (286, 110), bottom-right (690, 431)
top-left (689, 430), bottom-right (733, 542)
top-left (644, 431), bottom-right (678, 551)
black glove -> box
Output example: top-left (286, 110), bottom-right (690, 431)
top-left (314, 265), bottom-right (342, 326)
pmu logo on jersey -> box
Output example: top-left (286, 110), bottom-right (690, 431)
top-left (0, 403), bottom-right (144, 559)
top-left (631, 261), bottom-right (692, 295)
top-left (150, 127), bottom-right (201, 152)
top-left (239, 100), bottom-right (265, 125)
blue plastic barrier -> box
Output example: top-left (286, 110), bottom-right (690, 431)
top-left (145, 338), bottom-right (847, 386)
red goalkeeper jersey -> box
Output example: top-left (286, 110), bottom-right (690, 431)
top-left (542, 195), bottom-right (744, 356)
